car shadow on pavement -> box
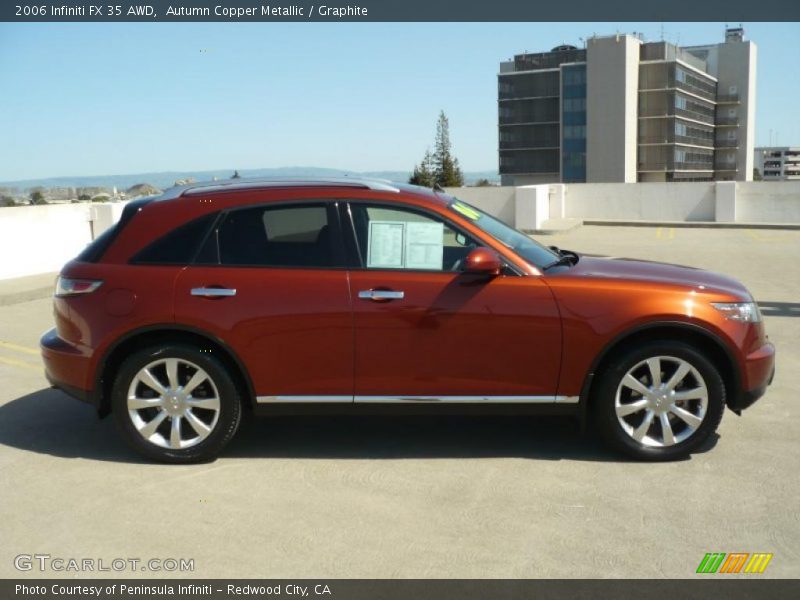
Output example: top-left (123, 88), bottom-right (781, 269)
top-left (0, 388), bottom-right (719, 463)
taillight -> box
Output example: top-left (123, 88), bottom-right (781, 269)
top-left (55, 277), bottom-right (103, 297)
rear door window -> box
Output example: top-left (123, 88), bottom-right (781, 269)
top-left (198, 203), bottom-right (345, 268)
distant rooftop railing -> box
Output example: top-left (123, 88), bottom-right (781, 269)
top-left (513, 48), bottom-right (586, 71)
top-left (640, 42), bottom-right (708, 72)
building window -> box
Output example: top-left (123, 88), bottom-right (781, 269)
top-left (564, 125), bottom-right (586, 139)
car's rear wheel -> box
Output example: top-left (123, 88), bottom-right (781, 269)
top-left (111, 344), bottom-right (242, 463)
top-left (593, 341), bottom-right (725, 461)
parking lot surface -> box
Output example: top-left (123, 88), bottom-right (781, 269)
top-left (0, 225), bottom-right (798, 579)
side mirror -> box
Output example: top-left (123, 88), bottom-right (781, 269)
top-left (463, 247), bottom-right (502, 276)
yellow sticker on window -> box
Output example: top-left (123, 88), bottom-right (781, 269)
top-left (451, 202), bottom-right (480, 221)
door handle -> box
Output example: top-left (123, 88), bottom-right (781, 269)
top-left (191, 287), bottom-right (237, 298)
top-left (358, 289), bottom-right (405, 301)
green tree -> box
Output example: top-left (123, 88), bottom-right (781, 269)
top-left (408, 149), bottom-right (435, 187)
top-left (29, 190), bottom-right (47, 205)
top-left (473, 178), bottom-right (492, 187)
top-left (753, 168), bottom-right (763, 181)
top-left (1, 195), bottom-right (16, 207)
top-left (432, 111), bottom-right (464, 187)
top-left (409, 111), bottom-right (465, 188)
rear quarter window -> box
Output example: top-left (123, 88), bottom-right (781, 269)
top-left (130, 212), bottom-right (219, 265)
top-left (75, 196), bottom-right (157, 263)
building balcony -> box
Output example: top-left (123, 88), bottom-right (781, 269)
top-left (716, 93), bottom-right (740, 104)
top-left (715, 139), bottom-right (739, 148)
top-left (676, 81), bottom-right (716, 102)
top-left (638, 160), bottom-right (714, 172)
top-left (639, 107), bottom-right (715, 126)
top-left (715, 116), bottom-right (740, 126)
top-left (499, 141), bottom-right (560, 150)
top-left (638, 135), bottom-right (714, 148)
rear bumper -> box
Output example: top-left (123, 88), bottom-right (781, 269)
top-left (40, 328), bottom-right (98, 409)
top-left (729, 341), bottom-right (775, 412)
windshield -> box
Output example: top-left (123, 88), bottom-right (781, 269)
top-left (445, 197), bottom-right (560, 269)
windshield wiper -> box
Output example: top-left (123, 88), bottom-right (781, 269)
top-left (543, 247), bottom-right (579, 271)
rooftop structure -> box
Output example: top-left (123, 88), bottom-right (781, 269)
top-left (499, 28), bottom-right (757, 185)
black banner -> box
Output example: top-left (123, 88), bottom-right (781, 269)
top-left (3, 0), bottom-right (800, 22)
top-left (4, 580), bottom-right (800, 600)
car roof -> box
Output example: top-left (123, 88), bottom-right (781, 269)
top-left (150, 176), bottom-right (432, 200)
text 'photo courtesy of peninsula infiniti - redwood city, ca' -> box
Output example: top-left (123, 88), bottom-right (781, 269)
top-left (40, 178), bottom-right (775, 463)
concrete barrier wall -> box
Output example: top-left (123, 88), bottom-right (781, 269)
top-left (443, 186), bottom-right (516, 225)
top-left (1, 182), bottom-right (799, 280)
top-left (565, 182), bottom-right (716, 222)
top-left (0, 204), bottom-right (93, 280)
top-left (449, 181), bottom-right (800, 227)
top-left (737, 182), bottom-right (800, 223)
top-left (0, 203), bottom-right (127, 281)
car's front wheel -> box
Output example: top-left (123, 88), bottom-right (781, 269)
top-left (594, 341), bottom-right (725, 461)
top-left (111, 344), bottom-right (242, 463)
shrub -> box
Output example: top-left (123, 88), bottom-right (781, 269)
top-left (29, 191), bottom-right (47, 205)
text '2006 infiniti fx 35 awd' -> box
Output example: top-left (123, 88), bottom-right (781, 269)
top-left (41, 178), bottom-right (775, 463)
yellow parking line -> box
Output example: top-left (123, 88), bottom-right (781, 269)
top-left (0, 340), bottom-right (39, 356)
top-left (667, 228), bottom-right (675, 240)
top-left (656, 227), bottom-right (663, 239)
top-left (744, 229), bottom-right (787, 243)
top-left (0, 355), bottom-right (41, 372)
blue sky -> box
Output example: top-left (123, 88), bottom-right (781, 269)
top-left (0, 22), bottom-right (798, 181)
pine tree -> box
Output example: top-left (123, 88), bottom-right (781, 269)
top-left (409, 149), bottom-right (435, 187)
top-left (433, 111), bottom-right (464, 187)
top-left (408, 111), bottom-right (464, 188)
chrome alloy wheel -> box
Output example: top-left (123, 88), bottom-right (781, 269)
top-left (614, 355), bottom-right (708, 448)
top-left (127, 358), bottom-right (221, 450)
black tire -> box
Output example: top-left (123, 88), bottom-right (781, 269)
top-left (111, 344), bottom-right (242, 463)
top-left (593, 340), bottom-right (725, 461)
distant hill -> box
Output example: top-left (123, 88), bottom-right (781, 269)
top-left (0, 167), bottom-right (500, 191)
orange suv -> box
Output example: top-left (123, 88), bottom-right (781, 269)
top-left (40, 178), bottom-right (775, 462)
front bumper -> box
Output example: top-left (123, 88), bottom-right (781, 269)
top-left (728, 341), bottom-right (775, 413)
top-left (40, 328), bottom-right (98, 408)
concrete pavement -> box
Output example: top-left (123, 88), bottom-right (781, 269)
top-left (0, 272), bottom-right (56, 306)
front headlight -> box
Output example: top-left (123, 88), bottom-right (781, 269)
top-left (711, 302), bottom-right (762, 323)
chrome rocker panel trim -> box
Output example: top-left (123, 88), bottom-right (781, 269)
top-left (257, 395), bottom-right (579, 404)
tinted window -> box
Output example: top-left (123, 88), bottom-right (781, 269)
top-left (77, 196), bottom-right (155, 262)
top-left (77, 225), bottom-right (119, 262)
top-left (210, 204), bottom-right (340, 268)
top-left (350, 204), bottom-right (477, 272)
top-left (445, 197), bottom-right (559, 269)
top-left (131, 212), bottom-right (218, 265)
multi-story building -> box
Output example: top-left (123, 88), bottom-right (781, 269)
top-left (498, 28), bottom-right (757, 185)
top-left (754, 147), bottom-right (800, 180)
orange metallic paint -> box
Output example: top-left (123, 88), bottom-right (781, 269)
top-left (41, 183), bottom-right (774, 413)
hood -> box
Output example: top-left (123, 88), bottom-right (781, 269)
top-left (560, 255), bottom-right (752, 300)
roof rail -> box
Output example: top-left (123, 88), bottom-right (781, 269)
top-left (156, 177), bottom-right (400, 200)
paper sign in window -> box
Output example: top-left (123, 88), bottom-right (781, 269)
top-left (367, 221), bottom-right (405, 268)
top-left (405, 222), bottom-right (443, 270)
